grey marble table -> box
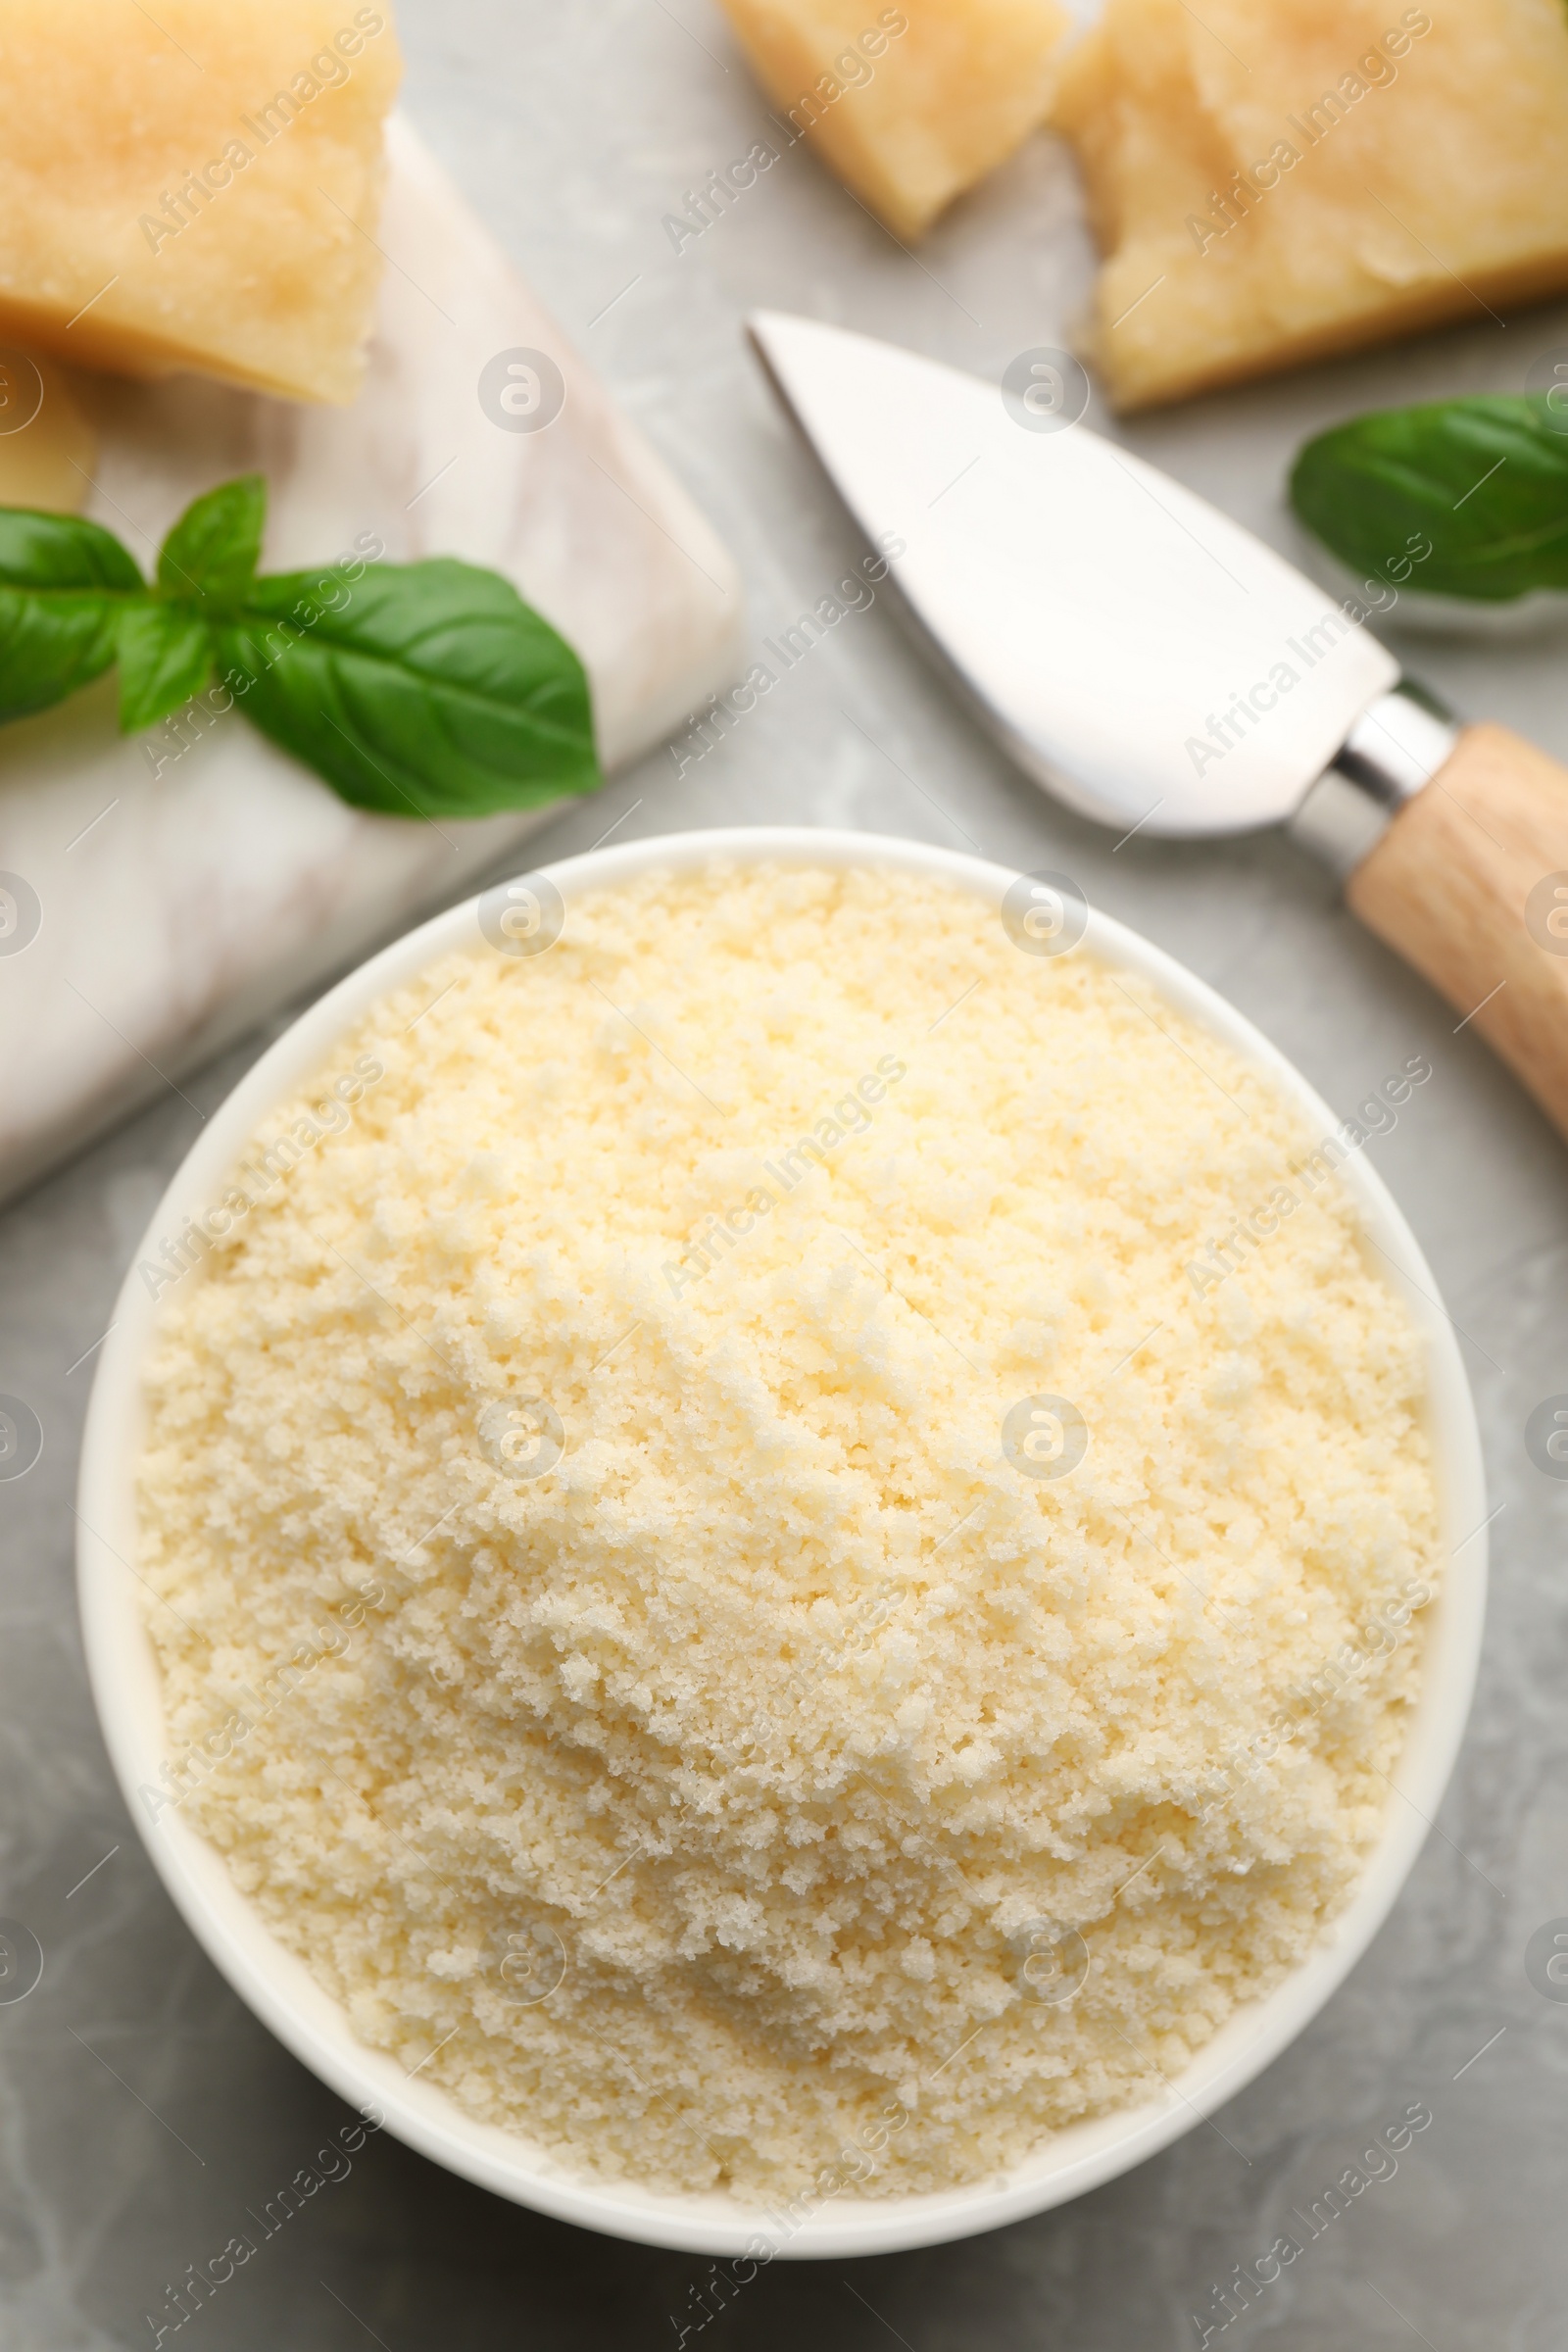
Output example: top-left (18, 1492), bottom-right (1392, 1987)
top-left (4, 2), bottom-right (1567, 2344)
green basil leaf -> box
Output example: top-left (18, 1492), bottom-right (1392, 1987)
top-left (0, 482), bottom-right (604, 824)
top-left (117, 602), bottom-right (216, 734)
top-left (1291, 396), bottom-right (1568, 602)
top-left (214, 558), bottom-right (601, 819)
top-left (0, 508), bottom-right (147, 721)
top-left (0, 510), bottom-right (145, 597)
top-left (158, 473), bottom-right (267, 607)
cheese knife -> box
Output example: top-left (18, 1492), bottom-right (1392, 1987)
top-left (748, 310), bottom-right (1568, 1143)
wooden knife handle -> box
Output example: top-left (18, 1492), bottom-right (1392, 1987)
top-left (1346, 721), bottom-right (1568, 1140)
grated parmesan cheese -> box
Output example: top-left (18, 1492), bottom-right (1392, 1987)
top-left (139, 862), bottom-right (1439, 2201)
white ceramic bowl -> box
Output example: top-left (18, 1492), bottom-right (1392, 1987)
top-left (77, 827), bottom-right (1488, 2259)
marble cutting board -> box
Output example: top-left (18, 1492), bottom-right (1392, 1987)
top-left (0, 114), bottom-right (744, 1207)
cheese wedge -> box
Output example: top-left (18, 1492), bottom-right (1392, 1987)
top-left (1053, 0), bottom-right (1568, 414)
top-left (0, 1), bottom-right (402, 407)
top-left (1053, 0), bottom-right (1568, 411)
top-left (0, 352), bottom-right (95, 513)
top-left (716, 0), bottom-right (1071, 242)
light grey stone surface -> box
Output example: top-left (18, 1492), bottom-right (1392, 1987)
top-left (3, 2), bottom-right (1566, 2343)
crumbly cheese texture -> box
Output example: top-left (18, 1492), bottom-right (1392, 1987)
top-left (1052, 0), bottom-right (1568, 411)
top-left (0, 1), bottom-right (401, 405)
top-left (140, 865), bottom-right (1438, 2199)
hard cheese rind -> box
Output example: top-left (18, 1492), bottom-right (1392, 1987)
top-left (1053, 0), bottom-right (1568, 411)
top-left (0, 120), bottom-right (744, 1204)
top-left (0, 0), bottom-right (402, 406)
top-left (716, 0), bottom-right (1070, 242)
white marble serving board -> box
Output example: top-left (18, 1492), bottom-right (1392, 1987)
top-left (0, 114), bottom-right (743, 1207)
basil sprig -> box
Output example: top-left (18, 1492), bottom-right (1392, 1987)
top-left (1290, 396), bottom-right (1568, 604)
top-left (0, 474), bottom-right (601, 816)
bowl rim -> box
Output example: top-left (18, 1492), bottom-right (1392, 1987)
top-left (76, 824), bottom-right (1488, 2259)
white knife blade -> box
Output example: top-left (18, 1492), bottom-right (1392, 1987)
top-left (747, 311), bottom-right (1401, 840)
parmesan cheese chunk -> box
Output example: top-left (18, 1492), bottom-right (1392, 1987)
top-left (140, 865), bottom-right (1439, 2198)
top-left (0, 2), bottom-right (402, 406)
top-left (716, 0), bottom-right (1071, 241)
top-left (1053, 0), bottom-right (1568, 411)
